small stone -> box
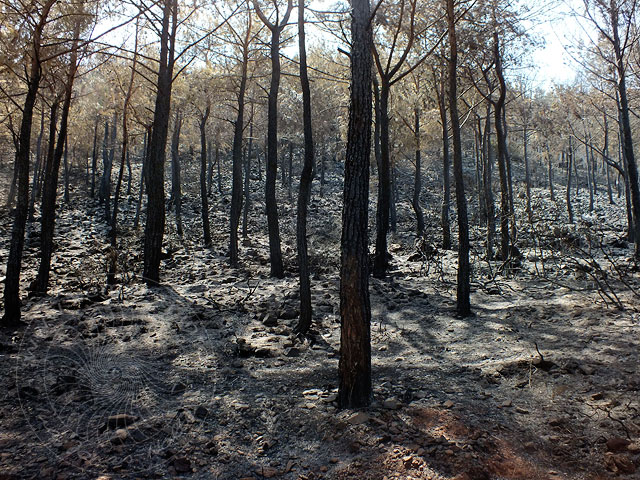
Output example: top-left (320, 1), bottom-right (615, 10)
top-left (515, 407), bottom-right (530, 414)
top-left (255, 466), bottom-right (278, 478)
top-left (523, 441), bottom-right (536, 452)
top-left (279, 308), bottom-right (299, 320)
top-left (329, 458), bottom-right (339, 464)
top-left (606, 437), bottom-right (631, 452)
top-left (263, 314), bottom-right (278, 327)
top-left (106, 414), bottom-right (138, 429)
top-left (320, 466), bottom-right (328, 472)
top-left (445, 449), bottom-right (454, 456)
top-left (171, 382), bottom-right (187, 394)
top-left (604, 452), bottom-right (636, 474)
top-left (579, 364), bottom-right (595, 375)
top-left (348, 412), bottom-right (369, 425)
top-left (110, 429), bottom-right (128, 445)
top-left (548, 417), bottom-right (564, 427)
top-left (500, 399), bottom-right (512, 408)
top-left (172, 457), bottom-right (191, 474)
top-left (443, 400), bottom-right (454, 409)
top-left (195, 406), bottom-right (208, 419)
top-left (382, 397), bottom-right (401, 410)
top-left (591, 392), bottom-right (604, 400)
top-left (285, 347), bottom-right (301, 357)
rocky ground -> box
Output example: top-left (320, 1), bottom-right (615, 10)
top-left (0, 162), bottom-right (639, 480)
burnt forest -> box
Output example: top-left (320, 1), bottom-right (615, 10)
top-left (1, 0), bottom-right (639, 479)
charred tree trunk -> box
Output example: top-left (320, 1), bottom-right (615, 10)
top-left (483, 105), bottom-right (495, 260)
top-left (373, 81), bottom-right (391, 277)
top-left (200, 105), bottom-right (212, 246)
top-left (32, 24), bottom-right (80, 294)
top-left (253, 0), bottom-right (292, 278)
top-left (493, 33), bottom-right (511, 261)
top-left (2, 0), bottom-right (54, 325)
top-left (230, 32), bottom-right (249, 267)
top-left (447, 0), bottom-right (470, 316)
top-left (134, 127), bottom-right (149, 229)
top-left (143, 0), bottom-right (177, 285)
top-left (170, 111), bottom-right (183, 236)
top-left (439, 74), bottom-right (451, 250)
top-left (90, 118), bottom-right (99, 199)
top-left (604, 115), bottom-right (614, 204)
top-left (242, 118), bottom-right (254, 239)
top-left (338, 0), bottom-right (372, 409)
top-left (28, 108), bottom-right (46, 222)
top-left (63, 139), bottom-right (70, 203)
top-left (566, 144), bottom-right (574, 224)
top-left (547, 145), bottom-right (554, 201)
top-left (294, 1), bottom-right (315, 334)
top-left (523, 123), bottom-right (532, 223)
top-left (412, 107), bottom-right (425, 235)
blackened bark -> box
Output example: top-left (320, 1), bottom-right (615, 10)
top-left (242, 118), bottom-right (254, 239)
top-left (294, 0), bottom-right (315, 334)
top-left (493, 32), bottom-right (510, 261)
top-left (63, 139), bottom-right (69, 203)
top-left (28, 108), bottom-right (46, 222)
top-left (143, 0), bottom-right (177, 285)
top-left (373, 82), bottom-right (391, 277)
top-left (90, 119), bottom-right (98, 198)
top-left (483, 105), bottom-right (495, 260)
top-left (2, 0), bottom-right (54, 325)
top-left (523, 123), bottom-right (532, 223)
top-left (134, 127), bottom-right (149, 229)
top-left (438, 74), bottom-right (451, 250)
top-left (230, 35), bottom-right (249, 266)
top-left (547, 145), bottom-right (554, 201)
top-left (447, 0), bottom-right (470, 317)
top-left (412, 107), bottom-right (425, 235)
top-left (170, 111), bottom-right (183, 236)
top-left (566, 143), bottom-right (574, 224)
top-left (253, 0), bottom-right (293, 278)
top-left (603, 115), bottom-right (614, 204)
top-left (200, 105), bottom-right (212, 246)
top-left (338, 0), bottom-right (372, 409)
top-left (611, 5), bottom-right (640, 256)
top-left (29, 101), bottom-right (58, 294)
top-left (33, 22), bottom-right (80, 294)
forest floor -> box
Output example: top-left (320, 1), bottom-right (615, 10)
top-left (0, 166), bottom-right (639, 480)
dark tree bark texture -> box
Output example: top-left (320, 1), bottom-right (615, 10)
top-left (338, 0), bottom-right (373, 409)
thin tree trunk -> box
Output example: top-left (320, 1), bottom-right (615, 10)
top-left (448, 0), bottom-right (470, 316)
top-left (484, 105), bottom-right (495, 260)
top-left (134, 127), bottom-right (149, 229)
top-left (287, 140), bottom-right (293, 203)
top-left (373, 81), bottom-right (391, 277)
top-left (566, 146), bottom-right (574, 224)
top-left (439, 74), bottom-right (451, 250)
top-left (170, 112), bottom-right (183, 236)
top-left (143, 0), bottom-right (177, 285)
top-left (523, 123), bottom-right (532, 223)
top-left (63, 138), bottom-right (70, 203)
top-left (294, 1), bottom-right (315, 334)
top-left (90, 118), bottom-right (98, 199)
top-left (548, 145), bottom-right (554, 201)
top-left (200, 105), bottom-right (212, 246)
top-left (2, 0), bottom-right (54, 325)
top-left (230, 34), bottom-right (249, 266)
top-left (412, 107), bottom-right (424, 235)
top-left (242, 118), bottom-right (254, 239)
top-left (32, 21), bottom-right (80, 294)
top-left (28, 108), bottom-right (46, 222)
top-left (253, 0), bottom-right (291, 278)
